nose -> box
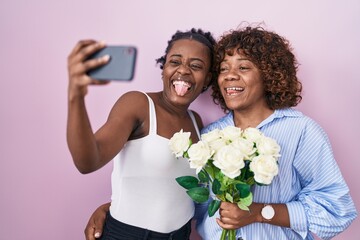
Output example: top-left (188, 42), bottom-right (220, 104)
top-left (176, 63), bottom-right (191, 75)
top-left (224, 70), bottom-right (240, 81)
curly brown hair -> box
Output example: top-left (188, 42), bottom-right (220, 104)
top-left (212, 26), bottom-right (302, 111)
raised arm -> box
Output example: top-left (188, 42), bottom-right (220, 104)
top-left (66, 40), bottom-right (142, 173)
top-left (66, 40), bottom-right (112, 173)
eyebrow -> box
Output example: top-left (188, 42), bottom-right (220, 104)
top-left (221, 57), bottom-right (250, 63)
top-left (169, 54), bottom-right (206, 64)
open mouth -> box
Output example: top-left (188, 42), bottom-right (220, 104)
top-left (173, 80), bottom-right (192, 96)
top-left (225, 87), bottom-right (244, 96)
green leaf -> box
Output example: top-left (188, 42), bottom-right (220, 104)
top-left (235, 183), bottom-right (251, 198)
top-left (198, 170), bottom-right (209, 183)
top-left (241, 192), bottom-right (253, 206)
top-left (212, 178), bottom-right (222, 195)
top-left (225, 192), bottom-right (234, 203)
top-left (237, 201), bottom-right (250, 211)
top-left (187, 187), bottom-right (209, 203)
top-left (175, 176), bottom-right (199, 190)
top-left (204, 164), bottom-right (215, 179)
top-left (236, 192), bottom-right (253, 211)
top-left (246, 176), bottom-right (255, 186)
top-left (208, 199), bottom-right (221, 217)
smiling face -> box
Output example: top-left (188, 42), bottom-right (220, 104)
top-left (218, 50), bottom-right (269, 113)
top-left (162, 39), bottom-right (211, 106)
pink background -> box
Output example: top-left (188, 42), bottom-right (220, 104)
top-left (1, 0), bottom-right (359, 239)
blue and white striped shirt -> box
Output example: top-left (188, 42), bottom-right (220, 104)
top-left (195, 108), bottom-right (357, 240)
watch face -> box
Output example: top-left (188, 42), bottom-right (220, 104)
top-left (261, 205), bottom-right (275, 220)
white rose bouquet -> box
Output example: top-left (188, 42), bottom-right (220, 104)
top-left (169, 126), bottom-right (281, 240)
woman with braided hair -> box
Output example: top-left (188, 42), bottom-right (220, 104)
top-left (66, 28), bottom-right (216, 240)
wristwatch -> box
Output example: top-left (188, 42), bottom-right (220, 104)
top-left (261, 204), bottom-right (275, 221)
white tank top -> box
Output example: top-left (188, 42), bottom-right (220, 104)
top-left (109, 93), bottom-right (199, 233)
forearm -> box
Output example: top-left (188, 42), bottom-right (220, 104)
top-left (218, 201), bottom-right (290, 230)
top-left (251, 202), bottom-right (290, 227)
top-left (67, 96), bottom-right (103, 173)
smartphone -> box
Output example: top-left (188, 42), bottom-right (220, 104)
top-left (87, 46), bottom-right (137, 81)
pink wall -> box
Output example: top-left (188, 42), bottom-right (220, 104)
top-left (1, 0), bottom-right (359, 239)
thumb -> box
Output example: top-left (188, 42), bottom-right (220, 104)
top-left (94, 231), bottom-right (102, 238)
top-left (93, 218), bottom-right (105, 238)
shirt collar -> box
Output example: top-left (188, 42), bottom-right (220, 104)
top-left (227, 108), bottom-right (303, 129)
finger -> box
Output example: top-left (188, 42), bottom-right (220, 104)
top-left (216, 218), bottom-right (237, 230)
top-left (83, 54), bottom-right (110, 74)
top-left (69, 39), bottom-right (97, 58)
top-left (220, 201), bottom-right (234, 210)
top-left (90, 79), bottom-right (111, 85)
top-left (219, 205), bottom-right (233, 217)
top-left (68, 55), bottom-right (110, 81)
top-left (85, 224), bottom-right (96, 240)
top-left (68, 40), bottom-right (97, 66)
top-left (68, 41), bottom-right (106, 67)
top-left (92, 216), bottom-right (106, 239)
top-left (77, 41), bottom-right (106, 63)
top-left (94, 231), bottom-right (102, 239)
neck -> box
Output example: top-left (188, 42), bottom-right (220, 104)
top-left (232, 107), bottom-right (274, 129)
top-left (157, 91), bottom-right (190, 118)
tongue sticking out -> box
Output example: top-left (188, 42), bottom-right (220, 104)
top-left (175, 84), bottom-right (188, 96)
top-left (174, 81), bottom-right (190, 96)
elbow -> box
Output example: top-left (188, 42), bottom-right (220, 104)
top-left (77, 168), bottom-right (94, 175)
top-left (74, 161), bottom-right (98, 174)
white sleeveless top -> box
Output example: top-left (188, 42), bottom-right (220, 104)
top-left (109, 93), bottom-right (199, 233)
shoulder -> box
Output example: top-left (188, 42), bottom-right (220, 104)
top-left (109, 91), bottom-right (151, 119)
top-left (112, 91), bottom-right (152, 109)
top-left (278, 108), bottom-right (329, 143)
top-left (201, 112), bottom-right (232, 134)
top-left (276, 109), bottom-right (323, 130)
top-left (116, 90), bottom-right (148, 102)
top-left (291, 109), bottom-right (326, 135)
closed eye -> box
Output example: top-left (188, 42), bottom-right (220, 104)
top-left (190, 64), bottom-right (203, 70)
top-left (169, 60), bottom-right (181, 65)
top-left (239, 66), bottom-right (250, 71)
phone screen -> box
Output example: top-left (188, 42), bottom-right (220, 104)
top-left (87, 46), bottom-right (137, 81)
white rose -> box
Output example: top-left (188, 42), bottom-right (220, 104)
top-left (256, 136), bottom-right (281, 158)
top-left (201, 128), bottom-right (222, 143)
top-left (250, 155), bottom-right (279, 185)
top-left (213, 145), bottom-right (245, 179)
top-left (207, 138), bottom-right (227, 152)
top-left (187, 141), bottom-right (213, 174)
top-left (242, 127), bottom-right (263, 143)
top-left (201, 129), bottom-right (227, 152)
top-left (169, 129), bottom-right (191, 157)
top-left (221, 126), bottom-right (242, 143)
top-left (230, 138), bottom-right (256, 160)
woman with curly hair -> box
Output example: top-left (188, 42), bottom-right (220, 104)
top-left (84, 26), bottom-right (357, 240)
top-left (197, 26), bottom-right (357, 240)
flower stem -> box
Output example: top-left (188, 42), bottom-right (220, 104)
top-left (220, 229), bottom-right (228, 240)
top-left (229, 229), bottom-right (236, 240)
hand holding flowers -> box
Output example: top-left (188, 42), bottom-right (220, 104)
top-left (169, 126), bottom-right (281, 240)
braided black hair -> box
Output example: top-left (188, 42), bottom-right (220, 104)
top-left (156, 28), bottom-right (217, 90)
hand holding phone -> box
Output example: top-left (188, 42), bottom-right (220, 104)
top-left (87, 46), bottom-right (137, 81)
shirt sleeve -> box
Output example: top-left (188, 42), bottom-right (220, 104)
top-left (193, 199), bottom-right (211, 222)
top-left (290, 119), bottom-right (357, 239)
